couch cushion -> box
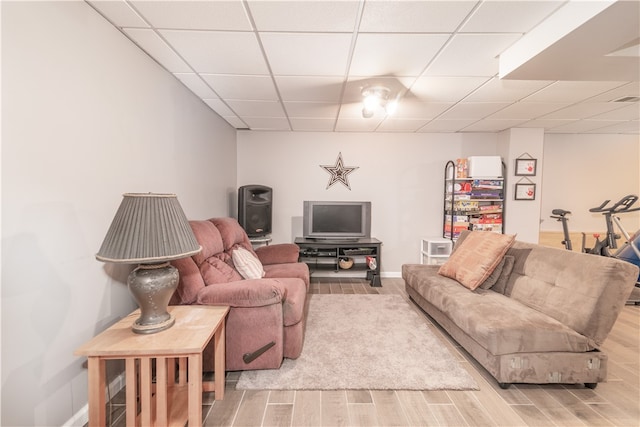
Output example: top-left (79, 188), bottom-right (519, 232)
top-left (190, 220), bottom-right (225, 265)
top-left (233, 247), bottom-right (266, 279)
top-left (264, 262), bottom-right (310, 289)
top-left (438, 231), bottom-right (515, 290)
top-left (210, 217), bottom-right (255, 253)
top-left (505, 241), bottom-right (638, 347)
top-left (200, 255), bottom-right (243, 284)
top-left (277, 278), bottom-right (307, 327)
top-left (170, 256), bottom-right (205, 304)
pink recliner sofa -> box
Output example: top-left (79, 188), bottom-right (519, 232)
top-left (170, 217), bottom-right (309, 371)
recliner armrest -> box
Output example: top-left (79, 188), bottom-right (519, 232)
top-left (255, 243), bottom-right (300, 265)
top-left (196, 279), bottom-right (285, 308)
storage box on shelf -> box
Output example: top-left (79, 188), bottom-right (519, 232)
top-left (420, 238), bottom-right (453, 265)
top-left (444, 158), bottom-right (505, 240)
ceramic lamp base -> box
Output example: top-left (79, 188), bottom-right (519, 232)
top-left (128, 262), bottom-right (179, 334)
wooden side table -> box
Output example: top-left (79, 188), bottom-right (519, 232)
top-left (75, 305), bottom-right (229, 427)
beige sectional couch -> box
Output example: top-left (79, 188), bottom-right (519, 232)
top-left (403, 230), bottom-right (638, 388)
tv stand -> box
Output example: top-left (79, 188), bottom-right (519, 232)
top-left (295, 237), bottom-right (382, 287)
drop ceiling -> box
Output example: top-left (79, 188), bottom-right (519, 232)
top-left (88, 0), bottom-right (640, 134)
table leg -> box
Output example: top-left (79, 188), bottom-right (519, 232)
top-left (178, 357), bottom-right (187, 385)
top-left (188, 353), bottom-right (203, 427)
top-left (214, 317), bottom-right (226, 400)
top-left (87, 357), bottom-right (106, 427)
top-left (155, 357), bottom-right (168, 426)
top-left (140, 358), bottom-right (152, 427)
top-left (125, 359), bottom-right (137, 427)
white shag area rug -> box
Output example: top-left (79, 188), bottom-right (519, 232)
top-left (236, 294), bottom-right (478, 390)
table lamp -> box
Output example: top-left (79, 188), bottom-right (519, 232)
top-left (96, 193), bottom-right (201, 334)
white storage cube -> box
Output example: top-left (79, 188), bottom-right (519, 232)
top-left (468, 156), bottom-right (502, 178)
top-left (420, 238), bottom-right (453, 264)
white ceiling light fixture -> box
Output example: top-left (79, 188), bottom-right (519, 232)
top-left (361, 86), bottom-right (398, 118)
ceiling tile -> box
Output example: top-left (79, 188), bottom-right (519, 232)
top-left (173, 73), bottom-right (218, 98)
top-left (275, 76), bottom-right (345, 102)
top-left (547, 120), bottom-right (626, 133)
top-left (426, 34), bottom-right (522, 77)
top-left (130, 0), bottom-right (251, 30)
top-left (204, 99), bottom-right (236, 117)
top-left (417, 119), bottom-right (476, 133)
top-left (247, 0), bottom-right (360, 32)
top-left (290, 118), bottom-right (337, 131)
top-left (410, 76), bottom-right (489, 102)
top-left (539, 102), bottom-right (632, 120)
top-left (261, 33), bottom-right (352, 76)
top-left (359, 1), bottom-right (477, 32)
top-left (377, 118), bottom-right (430, 132)
top-left (123, 28), bottom-right (191, 73)
top-left (488, 102), bottom-right (568, 120)
top-left (242, 117), bottom-right (291, 131)
top-left (522, 81), bottom-right (628, 103)
top-left (221, 115), bottom-right (248, 129)
top-left (518, 119), bottom-right (574, 129)
top-left (394, 99), bottom-right (454, 120)
top-left (438, 102), bottom-right (512, 120)
top-left (88, 0), bottom-right (149, 28)
top-left (585, 121), bottom-right (639, 134)
top-left (587, 82), bottom-right (640, 102)
top-left (284, 102), bottom-right (339, 119)
top-left (462, 119), bottom-right (530, 132)
top-left (590, 103), bottom-right (640, 121)
top-left (160, 30), bottom-right (269, 74)
top-left (350, 33), bottom-right (449, 76)
top-left (335, 117), bottom-right (384, 132)
top-left (201, 75), bottom-right (278, 101)
top-left (464, 77), bottom-right (554, 102)
top-left (460, 1), bottom-right (564, 33)
top-left (225, 100), bottom-right (286, 118)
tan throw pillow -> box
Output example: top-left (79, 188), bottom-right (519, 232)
top-left (438, 232), bottom-right (515, 290)
top-left (232, 247), bottom-right (265, 280)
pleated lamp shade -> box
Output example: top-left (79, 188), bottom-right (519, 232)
top-left (96, 193), bottom-right (201, 264)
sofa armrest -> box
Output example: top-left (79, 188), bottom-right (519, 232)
top-left (196, 279), bottom-right (285, 308)
top-left (255, 243), bottom-right (300, 265)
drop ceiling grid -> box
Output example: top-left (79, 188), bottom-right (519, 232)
top-left (86, 0), bottom-right (640, 134)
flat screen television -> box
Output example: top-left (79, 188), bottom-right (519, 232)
top-left (303, 201), bottom-right (371, 240)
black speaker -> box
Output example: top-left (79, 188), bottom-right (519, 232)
top-left (238, 185), bottom-right (272, 237)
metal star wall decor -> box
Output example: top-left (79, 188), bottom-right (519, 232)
top-left (320, 152), bottom-right (359, 190)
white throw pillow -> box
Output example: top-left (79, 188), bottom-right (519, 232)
top-left (232, 247), bottom-right (265, 280)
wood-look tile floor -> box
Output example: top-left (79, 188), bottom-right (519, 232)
top-left (97, 276), bottom-right (639, 427)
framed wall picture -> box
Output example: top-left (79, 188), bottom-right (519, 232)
top-left (515, 183), bottom-right (536, 200)
top-left (515, 158), bottom-right (537, 176)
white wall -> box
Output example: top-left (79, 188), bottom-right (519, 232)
top-left (1, 2), bottom-right (236, 425)
top-left (540, 134), bottom-right (640, 234)
top-left (237, 131), bottom-right (499, 274)
top-left (498, 128), bottom-right (545, 243)
top-left (239, 131), bottom-right (640, 274)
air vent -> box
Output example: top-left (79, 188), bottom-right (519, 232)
top-left (612, 96), bottom-right (640, 102)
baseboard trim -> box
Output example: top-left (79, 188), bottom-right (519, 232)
top-left (381, 271), bottom-right (401, 278)
top-left (63, 372), bottom-right (126, 427)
